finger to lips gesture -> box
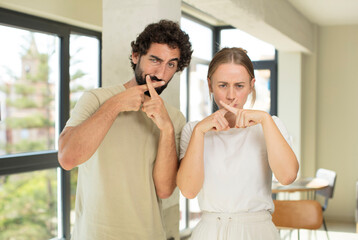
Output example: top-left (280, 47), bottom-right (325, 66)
top-left (220, 100), bottom-right (267, 128)
top-left (142, 75), bottom-right (171, 130)
top-left (115, 79), bottom-right (165, 112)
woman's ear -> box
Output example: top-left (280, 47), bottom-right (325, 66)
top-left (207, 77), bottom-right (213, 93)
top-left (250, 78), bottom-right (256, 92)
top-left (132, 52), bottom-right (139, 64)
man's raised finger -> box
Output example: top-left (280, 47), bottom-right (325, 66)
top-left (146, 75), bottom-right (160, 98)
top-left (137, 78), bottom-right (165, 93)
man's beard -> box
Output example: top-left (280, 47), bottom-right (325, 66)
top-left (134, 61), bottom-right (170, 96)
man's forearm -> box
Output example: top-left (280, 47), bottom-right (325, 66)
top-left (153, 128), bottom-right (178, 199)
top-left (58, 98), bottom-right (121, 170)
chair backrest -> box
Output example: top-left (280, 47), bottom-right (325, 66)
top-left (315, 168), bottom-right (337, 199)
top-left (272, 200), bottom-right (323, 230)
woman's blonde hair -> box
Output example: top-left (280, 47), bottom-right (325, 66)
top-left (207, 47), bottom-right (256, 106)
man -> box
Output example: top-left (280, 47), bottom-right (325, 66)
top-left (58, 20), bottom-right (192, 240)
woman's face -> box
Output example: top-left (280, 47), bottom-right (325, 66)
top-left (209, 63), bottom-right (255, 109)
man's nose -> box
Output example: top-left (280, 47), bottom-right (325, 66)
top-left (155, 64), bottom-right (166, 80)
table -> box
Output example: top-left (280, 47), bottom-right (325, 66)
top-left (272, 177), bottom-right (329, 199)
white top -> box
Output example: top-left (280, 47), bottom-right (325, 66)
top-left (179, 116), bottom-right (291, 214)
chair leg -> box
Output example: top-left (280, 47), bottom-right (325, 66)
top-left (323, 217), bottom-right (330, 240)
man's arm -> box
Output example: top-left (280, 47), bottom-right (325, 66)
top-left (152, 127), bottom-right (178, 199)
top-left (141, 76), bottom-right (179, 198)
top-left (58, 82), bottom-right (165, 170)
top-left (58, 96), bottom-right (122, 170)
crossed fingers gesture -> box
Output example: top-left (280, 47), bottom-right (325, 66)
top-left (220, 100), bottom-right (268, 128)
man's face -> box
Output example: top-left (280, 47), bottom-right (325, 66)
top-left (132, 43), bottom-right (180, 96)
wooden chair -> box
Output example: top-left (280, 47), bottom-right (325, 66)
top-left (272, 200), bottom-right (323, 239)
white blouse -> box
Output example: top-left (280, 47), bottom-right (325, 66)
top-left (179, 116), bottom-right (292, 213)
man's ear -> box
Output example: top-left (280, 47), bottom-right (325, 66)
top-left (207, 77), bottom-right (213, 93)
top-left (132, 52), bottom-right (139, 64)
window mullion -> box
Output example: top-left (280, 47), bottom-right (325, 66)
top-left (58, 33), bottom-right (71, 240)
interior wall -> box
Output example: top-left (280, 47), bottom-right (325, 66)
top-left (301, 25), bottom-right (318, 178)
top-left (277, 52), bottom-right (302, 162)
top-left (0, 0), bottom-right (102, 31)
top-left (315, 25), bottom-right (358, 221)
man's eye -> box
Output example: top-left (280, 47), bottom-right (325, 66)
top-left (168, 62), bottom-right (176, 68)
top-left (237, 85), bottom-right (244, 88)
top-left (150, 58), bottom-right (158, 62)
top-left (219, 85), bottom-right (226, 88)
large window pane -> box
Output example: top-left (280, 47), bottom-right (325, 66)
top-left (220, 29), bottom-right (275, 61)
top-left (0, 169), bottom-right (57, 239)
top-left (181, 17), bottom-right (213, 61)
top-left (244, 69), bottom-right (271, 112)
top-left (188, 63), bottom-right (211, 122)
top-left (0, 25), bottom-right (59, 156)
top-left (69, 34), bottom-right (100, 113)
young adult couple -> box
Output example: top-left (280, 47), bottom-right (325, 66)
top-left (59, 19), bottom-right (298, 240)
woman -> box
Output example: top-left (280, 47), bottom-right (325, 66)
top-left (177, 47), bottom-right (299, 240)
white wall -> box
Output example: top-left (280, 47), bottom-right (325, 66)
top-left (314, 25), bottom-right (358, 221)
top-left (277, 52), bottom-right (301, 161)
top-left (0, 0), bottom-right (102, 31)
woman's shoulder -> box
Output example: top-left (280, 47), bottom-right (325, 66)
top-left (271, 115), bottom-right (286, 127)
top-left (183, 120), bottom-right (200, 132)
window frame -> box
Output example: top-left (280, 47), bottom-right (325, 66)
top-left (0, 7), bottom-right (101, 240)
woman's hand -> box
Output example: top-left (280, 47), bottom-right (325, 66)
top-left (220, 100), bottom-right (270, 128)
top-left (195, 99), bottom-right (239, 134)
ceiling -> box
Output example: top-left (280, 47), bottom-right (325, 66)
top-left (287, 0), bottom-right (358, 26)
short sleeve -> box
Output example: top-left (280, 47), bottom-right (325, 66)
top-left (272, 116), bottom-right (292, 147)
top-left (179, 121), bottom-right (198, 160)
top-left (65, 91), bottom-right (100, 127)
top-left (173, 111), bottom-right (186, 157)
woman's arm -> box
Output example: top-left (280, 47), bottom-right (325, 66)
top-left (261, 114), bottom-right (298, 185)
top-left (220, 101), bottom-right (298, 185)
top-left (177, 108), bottom-right (230, 199)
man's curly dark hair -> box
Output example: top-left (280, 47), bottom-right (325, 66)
top-left (130, 19), bottom-right (192, 72)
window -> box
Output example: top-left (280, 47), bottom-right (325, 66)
top-left (0, 8), bottom-right (101, 240)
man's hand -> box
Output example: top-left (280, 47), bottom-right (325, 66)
top-left (141, 75), bottom-right (173, 131)
top-left (116, 80), bottom-right (165, 112)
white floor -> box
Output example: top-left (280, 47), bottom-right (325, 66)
top-left (279, 220), bottom-right (358, 240)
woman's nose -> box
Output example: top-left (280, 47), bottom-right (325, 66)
top-left (227, 87), bottom-right (235, 99)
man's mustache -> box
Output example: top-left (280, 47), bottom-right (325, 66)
top-left (146, 75), bottom-right (162, 82)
